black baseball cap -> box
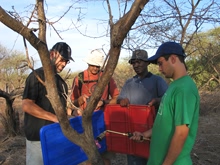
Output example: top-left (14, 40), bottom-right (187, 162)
top-left (52, 42), bottom-right (74, 61)
top-left (148, 42), bottom-right (186, 63)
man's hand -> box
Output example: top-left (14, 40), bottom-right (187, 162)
top-left (95, 100), bottom-right (105, 110)
top-left (129, 131), bottom-right (144, 142)
top-left (78, 94), bottom-right (89, 106)
top-left (73, 109), bottom-right (83, 116)
top-left (119, 98), bottom-right (130, 107)
top-left (148, 98), bottom-right (161, 109)
top-left (67, 107), bottom-right (83, 116)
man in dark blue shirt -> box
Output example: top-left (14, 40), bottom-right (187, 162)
top-left (117, 49), bottom-right (168, 165)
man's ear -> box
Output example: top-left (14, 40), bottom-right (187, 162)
top-left (170, 55), bottom-right (177, 64)
top-left (50, 51), bottom-right (54, 59)
top-left (50, 51), bottom-right (59, 61)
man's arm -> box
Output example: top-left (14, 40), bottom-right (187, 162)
top-left (106, 96), bottom-right (118, 104)
top-left (72, 95), bottom-right (88, 107)
top-left (22, 99), bottom-right (58, 123)
top-left (70, 76), bottom-right (83, 107)
top-left (162, 125), bottom-right (189, 165)
top-left (106, 78), bottom-right (120, 105)
top-left (130, 129), bottom-right (152, 141)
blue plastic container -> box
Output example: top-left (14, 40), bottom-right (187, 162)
top-left (40, 110), bottom-right (107, 165)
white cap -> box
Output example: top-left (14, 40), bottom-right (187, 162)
top-left (83, 49), bottom-right (104, 67)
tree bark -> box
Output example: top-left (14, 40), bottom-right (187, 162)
top-left (0, 89), bottom-right (23, 136)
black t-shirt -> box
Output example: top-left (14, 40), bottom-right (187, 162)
top-left (23, 67), bottom-right (68, 141)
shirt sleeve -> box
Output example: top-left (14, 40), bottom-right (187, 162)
top-left (23, 72), bottom-right (39, 101)
top-left (174, 89), bottom-right (197, 127)
top-left (156, 76), bottom-right (168, 97)
top-left (117, 79), bottom-right (130, 101)
top-left (109, 78), bottom-right (120, 98)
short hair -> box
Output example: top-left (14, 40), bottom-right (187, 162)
top-left (163, 54), bottom-right (187, 70)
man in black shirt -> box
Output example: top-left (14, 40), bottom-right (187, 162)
top-left (22, 42), bottom-right (73, 165)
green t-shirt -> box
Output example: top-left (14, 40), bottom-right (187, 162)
top-left (147, 75), bottom-right (200, 165)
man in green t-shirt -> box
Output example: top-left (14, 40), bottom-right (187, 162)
top-left (130, 42), bottom-right (200, 165)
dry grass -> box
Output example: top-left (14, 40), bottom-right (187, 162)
top-left (191, 90), bottom-right (220, 165)
top-left (0, 136), bottom-right (25, 165)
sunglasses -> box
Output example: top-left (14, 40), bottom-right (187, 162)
top-left (59, 56), bottom-right (70, 64)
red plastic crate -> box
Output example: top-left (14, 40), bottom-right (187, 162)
top-left (104, 104), bottom-right (156, 158)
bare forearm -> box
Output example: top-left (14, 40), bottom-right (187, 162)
top-left (143, 129), bottom-right (152, 138)
top-left (163, 125), bottom-right (189, 165)
top-left (106, 95), bottom-right (118, 104)
top-left (22, 99), bottom-right (58, 123)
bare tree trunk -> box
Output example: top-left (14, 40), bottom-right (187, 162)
top-left (0, 89), bottom-right (23, 137)
top-left (5, 97), bottom-right (16, 137)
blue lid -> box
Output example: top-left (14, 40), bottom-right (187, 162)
top-left (40, 110), bottom-right (107, 165)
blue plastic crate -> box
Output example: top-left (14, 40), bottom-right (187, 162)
top-left (40, 110), bottom-right (107, 165)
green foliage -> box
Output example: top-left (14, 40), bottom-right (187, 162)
top-left (186, 27), bottom-right (220, 90)
top-left (0, 44), bottom-right (29, 92)
top-left (179, 28), bottom-right (220, 91)
top-left (113, 58), bottom-right (135, 91)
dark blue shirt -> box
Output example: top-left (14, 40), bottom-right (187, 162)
top-left (118, 72), bottom-right (168, 105)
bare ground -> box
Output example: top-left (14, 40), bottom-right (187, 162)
top-left (0, 90), bottom-right (220, 165)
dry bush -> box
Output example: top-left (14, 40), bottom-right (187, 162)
top-left (199, 89), bottom-right (220, 116)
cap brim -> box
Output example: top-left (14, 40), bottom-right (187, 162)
top-left (147, 54), bottom-right (160, 64)
top-left (69, 57), bottom-right (74, 62)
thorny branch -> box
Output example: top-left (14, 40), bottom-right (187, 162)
top-left (23, 37), bottom-right (45, 86)
top-left (62, 84), bottom-right (83, 115)
top-left (71, 20), bottom-right (107, 38)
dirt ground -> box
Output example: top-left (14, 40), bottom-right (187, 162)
top-left (0, 90), bottom-right (220, 165)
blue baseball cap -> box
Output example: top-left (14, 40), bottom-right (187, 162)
top-left (148, 42), bottom-right (186, 63)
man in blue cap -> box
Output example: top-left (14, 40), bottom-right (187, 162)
top-left (130, 42), bottom-right (200, 165)
top-left (22, 42), bottom-right (74, 165)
